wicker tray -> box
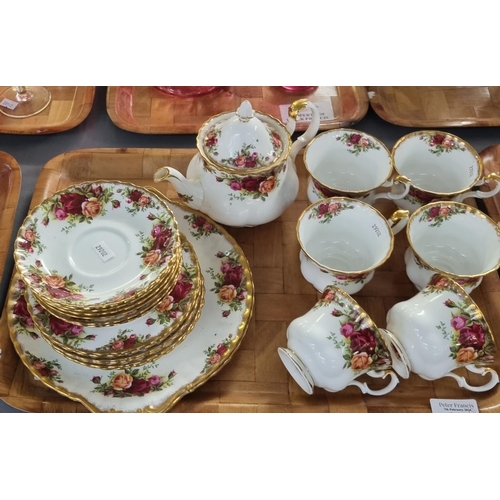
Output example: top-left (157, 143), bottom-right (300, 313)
top-left (106, 86), bottom-right (369, 134)
top-left (369, 86), bottom-right (500, 127)
top-left (0, 152), bottom-right (21, 285)
top-left (1, 148), bottom-right (500, 412)
top-left (0, 87), bottom-right (95, 135)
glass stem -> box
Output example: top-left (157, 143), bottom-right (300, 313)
top-left (14, 86), bottom-right (32, 103)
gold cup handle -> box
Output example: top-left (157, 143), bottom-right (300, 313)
top-left (388, 209), bottom-right (409, 235)
top-left (455, 172), bottom-right (500, 202)
top-left (287, 99), bottom-right (321, 162)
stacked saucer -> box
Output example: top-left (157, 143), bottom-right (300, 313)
top-left (13, 180), bottom-right (204, 369)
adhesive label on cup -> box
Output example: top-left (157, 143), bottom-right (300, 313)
top-left (92, 240), bottom-right (116, 262)
top-left (430, 398), bottom-right (479, 413)
top-left (279, 101), bottom-right (334, 124)
top-left (0, 98), bottom-right (19, 110)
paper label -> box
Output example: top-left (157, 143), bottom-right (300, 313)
top-left (430, 398), bottom-right (479, 413)
top-left (279, 101), bottom-right (334, 124)
top-left (92, 241), bottom-right (116, 262)
top-left (0, 98), bottom-right (19, 110)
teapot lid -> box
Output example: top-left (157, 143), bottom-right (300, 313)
top-left (199, 100), bottom-right (289, 172)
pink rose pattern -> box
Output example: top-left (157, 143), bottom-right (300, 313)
top-left (418, 203), bottom-right (467, 228)
top-left (318, 287), bottom-right (391, 372)
top-left (201, 334), bottom-right (233, 373)
top-left (438, 297), bottom-right (495, 365)
top-left (91, 364), bottom-right (176, 398)
top-left (26, 352), bottom-right (63, 383)
top-left (11, 279), bottom-right (39, 339)
top-left (419, 132), bottom-right (466, 157)
top-left (405, 185), bottom-right (442, 206)
top-left (207, 251), bottom-right (248, 317)
top-left (204, 125), bottom-right (282, 168)
top-left (336, 132), bottom-right (381, 156)
top-left (183, 213), bottom-right (221, 240)
top-left (308, 199), bottom-right (355, 223)
top-left (96, 329), bottom-right (152, 351)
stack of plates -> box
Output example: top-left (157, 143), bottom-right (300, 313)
top-left (13, 181), bottom-right (204, 370)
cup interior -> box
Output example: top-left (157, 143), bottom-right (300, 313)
top-left (393, 131), bottom-right (480, 193)
top-left (408, 203), bottom-right (500, 276)
top-left (298, 198), bottom-right (393, 273)
top-left (305, 130), bottom-right (392, 192)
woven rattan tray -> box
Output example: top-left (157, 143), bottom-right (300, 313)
top-left (106, 86), bottom-right (369, 134)
top-left (0, 87), bottom-right (95, 135)
top-left (0, 152), bottom-right (21, 285)
top-left (1, 147), bottom-right (500, 412)
top-left (369, 86), bottom-right (500, 127)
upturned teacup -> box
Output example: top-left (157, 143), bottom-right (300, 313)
top-left (297, 197), bottom-right (409, 294)
top-left (392, 130), bottom-right (500, 213)
top-left (405, 201), bottom-right (500, 292)
top-left (304, 128), bottom-right (410, 206)
top-left (278, 285), bottom-right (402, 396)
top-left (383, 274), bottom-right (499, 392)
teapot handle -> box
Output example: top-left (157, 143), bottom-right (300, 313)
top-left (287, 99), bottom-right (321, 161)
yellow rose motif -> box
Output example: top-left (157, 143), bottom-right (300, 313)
top-left (112, 373), bottom-right (133, 390)
top-left (351, 352), bottom-right (373, 371)
top-left (259, 176), bottom-right (276, 194)
top-left (144, 249), bottom-right (161, 266)
top-left (456, 347), bottom-right (478, 363)
top-left (219, 285), bottom-right (237, 302)
top-left (157, 296), bottom-right (174, 312)
top-left (43, 274), bottom-right (66, 288)
top-left (82, 197), bottom-right (103, 217)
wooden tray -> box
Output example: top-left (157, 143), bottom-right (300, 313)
top-left (0, 152), bottom-right (21, 285)
top-left (1, 148), bottom-right (500, 413)
top-left (0, 87), bottom-right (95, 135)
top-left (368, 86), bottom-right (500, 127)
top-left (106, 86), bottom-right (369, 134)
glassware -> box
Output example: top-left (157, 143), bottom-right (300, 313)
top-left (0, 86), bottom-right (52, 118)
top-left (155, 86), bottom-right (223, 98)
top-left (281, 86), bottom-right (318, 92)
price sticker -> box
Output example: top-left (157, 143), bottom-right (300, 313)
top-left (92, 240), bottom-right (116, 263)
top-left (430, 398), bottom-right (479, 413)
top-left (0, 98), bottom-right (19, 110)
top-left (279, 101), bottom-right (335, 124)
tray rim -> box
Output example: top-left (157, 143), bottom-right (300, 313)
top-left (0, 86), bottom-right (95, 135)
top-left (368, 86), bottom-right (500, 128)
top-left (106, 86), bottom-right (369, 135)
top-left (0, 151), bottom-right (21, 286)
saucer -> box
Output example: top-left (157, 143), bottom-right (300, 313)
top-left (8, 197), bottom-right (254, 412)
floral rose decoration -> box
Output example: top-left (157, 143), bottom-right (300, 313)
top-left (59, 192), bottom-right (86, 215)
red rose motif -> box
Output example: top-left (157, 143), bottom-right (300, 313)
top-left (432, 134), bottom-right (445, 145)
top-left (46, 286), bottom-right (72, 299)
top-left (241, 176), bottom-right (264, 192)
top-left (224, 265), bottom-right (243, 288)
top-left (13, 295), bottom-right (30, 319)
top-left (428, 206), bottom-right (441, 219)
top-left (349, 134), bottom-right (361, 145)
top-left (59, 192), bottom-right (86, 215)
top-left (340, 322), bottom-right (355, 338)
top-left (451, 315), bottom-right (467, 330)
top-left (171, 280), bottom-right (193, 302)
top-left (152, 228), bottom-right (172, 250)
top-left (458, 324), bottom-right (486, 350)
top-left (112, 200), bottom-right (121, 209)
top-left (318, 203), bottom-right (329, 215)
top-left (124, 378), bottom-right (151, 395)
top-left (91, 184), bottom-right (104, 198)
top-left (49, 315), bottom-right (80, 336)
top-left (194, 216), bottom-right (206, 227)
top-left (216, 343), bottom-right (228, 356)
top-left (408, 186), bottom-right (436, 203)
top-left (37, 366), bottom-right (52, 377)
top-left (245, 153), bottom-right (258, 168)
top-left (128, 189), bottom-right (143, 202)
top-left (349, 329), bottom-right (377, 354)
top-left (123, 334), bottom-right (137, 349)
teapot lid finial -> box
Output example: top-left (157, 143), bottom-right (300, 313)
top-left (236, 100), bottom-right (254, 122)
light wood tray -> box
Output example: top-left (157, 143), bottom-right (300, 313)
top-left (106, 86), bottom-right (369, 134)
top-left (1, 148), bottom-right (500, 412)
top-left (0, 87), bottom-right (95, 135)
top-left (369, 86), bottom-right (500, 127)
top-left (0, 152), bottom-right (21, 285)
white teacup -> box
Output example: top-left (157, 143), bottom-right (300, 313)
top-left (392, 130), bottom-right (500, 213)
top-left (298, 197), bottom-right (409, 294)
top-left (304, 128), bottom-right (410, 206)
top-left (383, 274), bottom-right (499, 392)
top-left (278, 285), bottom-right (402, 395)
top-left (405, 201), bottom-right (500, 292)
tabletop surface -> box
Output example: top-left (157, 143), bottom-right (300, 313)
top-left (1, 86), bottom-right (500, 413)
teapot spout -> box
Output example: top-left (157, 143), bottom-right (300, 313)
top-left (153, 167), bottom-right (204, 210)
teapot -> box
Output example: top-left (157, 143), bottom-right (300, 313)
top-left (153, 99), bottom-right (320, 226)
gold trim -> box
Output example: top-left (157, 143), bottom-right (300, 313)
top-left (303, 128), bottom-right (394, 195)
top-left (297, 197), bottom-right (397, 275)
top-left (389, 209), bottom-right (410, 224)
top-left (196, 108), bottom-right (293, 176)
top-left (407, 201), bottom-right (500, 278)
top-left (288, 99), bottom-right (309, 120)
top-left (13, 180), bottom-right (182, 314)
top-left (392, 130), bottom-right (483, 196)
top-left (7, 194), bottom-right (255, 413)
